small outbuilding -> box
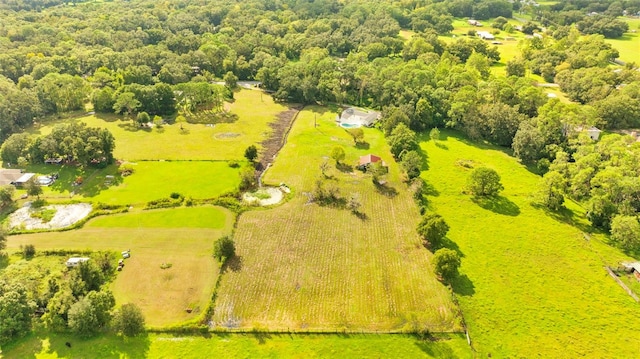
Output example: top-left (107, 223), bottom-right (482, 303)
top-left (357, 154), bottom-right (388, 171)
top-left (477, 31), bottom-right (495, 40)
top-left (468, 19), bottom-right (483, 26)
top-left (66, 257), bottom-right (90, 268)
top-left (12, 173), bottom-right (36, 187)
top-left (622, 262), bottom-right (640, 281)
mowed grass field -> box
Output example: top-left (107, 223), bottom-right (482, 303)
top-left (212, 107), bottom-right (461, 333)
top-left (25, 161), bottom-right (240, 206)
top-left (6, 206), bottom-right (234, 327)
top-left (2, 332), bottom-right (471, 359)
top-left (420, 131), bottom-right (640, 357)
top-left (33, 89), bottom-right (288, 161)
top-left (605, 18), bottom-right (640, 64)
top-left (89, 161), bottom-right (240, 205)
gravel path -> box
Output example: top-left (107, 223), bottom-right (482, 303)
top-left (9, 203), bottom-right (93, 230)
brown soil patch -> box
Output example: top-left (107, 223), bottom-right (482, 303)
top-left (256, 104), bottom-right (303, 177)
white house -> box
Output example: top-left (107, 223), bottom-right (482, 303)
top-left (66, 257), bottom-right (90, 268)
top-left (477, 31), bottom-right (495, 40)
top-left (337, 107), bottom-right (380, 128)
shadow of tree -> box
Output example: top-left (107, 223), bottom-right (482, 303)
top-left (251, 331), bottom-right (273, 345)
top-left (12, 332), bottom-right (152, 359)
top-left (435, 142), bottom-right (448, 150)
top-left (450, 274), bottom-right (475, 296)
top-left (472, 195), bottom-right (520, 216)
top-left (355, 142), bottom-right (370, 150)
top-left (413, 334), bottom-right (464, 358)
top-left (530, 202), bottom-right (596, 235)
top-left (223, 255), bottom-right (243, 273)
top-left (374, 182), bottom-right (398, 197)
top-left (336, 162), bottom-right (353, 173)
top-left (353, 211), bottom-right (368, 221)
top-left (423, 180), bottom-right (440, 197)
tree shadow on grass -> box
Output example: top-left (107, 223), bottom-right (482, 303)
top-left (352, 211), bottom-right (369, 221)
top-left (450, 274), bottom-right (475, 296)
top-left (374, 182), bottom-right (398, 197)
top-left (251, 331), bottom-right (272, 345)
top-left (336, 162), bottom-right (353, 173)
top-left (14, 332), bottom-right (152, 359)
top-left (414, 336), bottom-right (464, 359)
top-left (472, 195), bottom-right (520, 216)
top-left (355, 141), bottom-right (370, 150)
top-left (423, 179), bottom-right (440, 197)
top-left (530, 202), bottom-right (595, 234)
top-left (222, 255), bottom-right (243, 273)
top-left (117, 122), bottom-right (152, 133)
top-left (435, 142), bottom-right (448, 150)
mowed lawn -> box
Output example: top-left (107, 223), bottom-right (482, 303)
top-left (605, 18), bottom-right (640, 64)
top-left (6, 207), bottom-right (234, 327)
top-left (21, 161), bottom-right (240, 205)
top-left (33, 89), bottom-right (289, 161)
top-left (2, 332), bottom-right (471, 359)
top-left (89, 161), bottom-right (240, 205)
top-left (420, 131), bottom-right (640, 357)
top-left (212, 107), bottom-right (461, 333)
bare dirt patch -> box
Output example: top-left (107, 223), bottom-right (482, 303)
top-left (242, 187), bottom-right (284, 206)
top-left (214, 132), bottom-right (241, 140)
top-left (9, 203), bottom-right (92, 230)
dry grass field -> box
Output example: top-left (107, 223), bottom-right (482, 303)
top-left (212, 107), bottom-right (459, 332)
top-left (6, 207), bottom-right (234, 327)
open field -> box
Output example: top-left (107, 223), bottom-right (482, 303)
top-left (89, 161), bottom-right (240, 205)
top-left (420, 130), bottom-right (640, 357)
top-left (6, 207), bottom-right (234, 327)
top-left (605, 18), bottom-right (640, 64)
top-left (19, 161), bottom-right (240, 206)
top-left (212, 107), bottom-right (460, 332)
top-left (32, 89), bottom-right (288, 161)
top-left (1, 331), bottom-right (471, 359)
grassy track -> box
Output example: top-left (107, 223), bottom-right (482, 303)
top-left (1, 332), bottom-right (471, 359)
top-left (212, 107), bottom-right (460, 332)
top-left (420, 131), bottom-right (640, 357)
top-left (33, 89), bottom-right (288, 161)
top-left (6, 207), bottom-right (234, 326)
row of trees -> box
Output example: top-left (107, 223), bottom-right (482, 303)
top-left (1, 122), bottom-right (115, 167)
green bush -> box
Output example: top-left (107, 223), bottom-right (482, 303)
top-left (31, 199), bottom-right (47, 208)
top-left (21, 244), bottom-right (36, 259)
top-left (30, 208), bottom-right (57, 223)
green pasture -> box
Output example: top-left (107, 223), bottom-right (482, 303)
top-left (5, 207), bottom-right (234, 327)
top-left (605, 18), bottom-right (640, 64)
top-left (33, 89), bottom-right (288, 161)
top-left (213, 107), bottom-right (461, 332)
top-left (20, 161), bottom-right (240, 206)
top-left (420, 130), bottom-right (640, 357)
top-left (90, 161), bottom-right (240, 206)
top-left (1, 332), bottom-right (470, 359)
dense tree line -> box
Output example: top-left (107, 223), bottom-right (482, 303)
top-left (1, 122), bottom-right (115, 167)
